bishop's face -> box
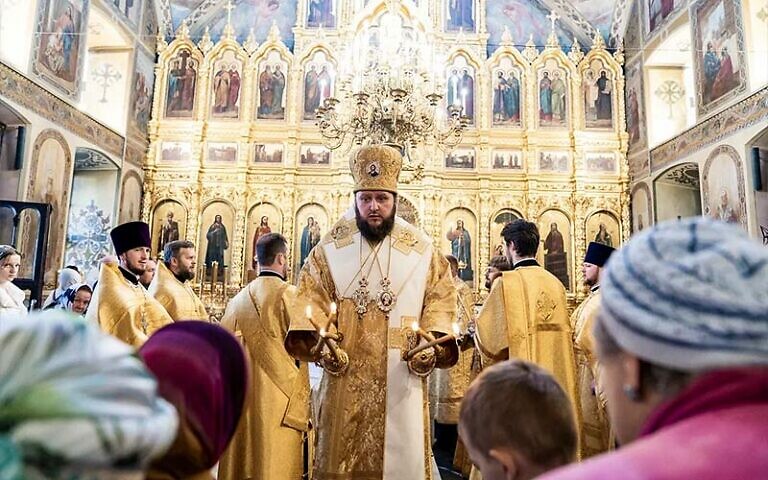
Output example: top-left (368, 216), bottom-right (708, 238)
top-left (355, 190), bottom-right (396, 243)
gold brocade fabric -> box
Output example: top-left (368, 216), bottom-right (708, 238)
top-left (85, 262), bottom-right (173, 347)
top-left (431, 278), bottom-right (475, 424)
top-left (148, 262), bottom-right (209, 321)
top-left (218, 276), bottom-right (309, 480)
top-left (475, 266), bottom-right (579, 417)
top-left (571, 289), bottom-right (611, 458)
top-left (285, 243), bottom-right (457, 480)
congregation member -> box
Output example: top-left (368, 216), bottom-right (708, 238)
top-left (42, 265), bottom-right (81, 309)
top-left (86, 221), bottom-right (173, 347)
top-left (475, 219), bottom-right (578, 407)
top-left (0, 311), bottom-right (178, 479)
top-left (432, 254), bottom-right (476, 469)
top-left (0, 245), bottom-right (25, 320)
top-left (484, 255), bottom-right (510, 289)
top-left (571, 241), bottom-right (615, 458)
top-left (140, 321), bottom-right (248, 480)
top-left (285, 144), bottom-right (458, 479)
top-left (459, 359), bottom-right (578, 480)
top-left (219, 233), bottom-right (310, 480)
top-left (149, 240), bottom-right (208, 321)
top-left (140, 258), bottom-right (158, 289)
top-left (58, 283), bottom-right (93, 316)
top-left (541, 218), bottom-right (768, 480)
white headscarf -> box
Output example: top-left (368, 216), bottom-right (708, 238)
top-left (42, 268), bottom-right (82, 309)
top-left (0, 310), bottom-right (178, 479)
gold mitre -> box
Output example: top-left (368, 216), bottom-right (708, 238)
top-left (349, 144), bottom-right (403, 193)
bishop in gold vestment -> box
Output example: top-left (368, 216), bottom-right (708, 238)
top-left (475, 220), bottom-right (578, 413)
top-left (285, 145), bottom-right (458, 480)
top-left (572, 241), bottom-right (615, 458)
top-left (218, 233), bottom-right (310, 480)
top-left (87, 222), bottom-right (173, 347)
top-left (149, 241), bottom-right (209, 321)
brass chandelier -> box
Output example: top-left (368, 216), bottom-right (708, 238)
top-left (315, 3), bottom-right (470, 159)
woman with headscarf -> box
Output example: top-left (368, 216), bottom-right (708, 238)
top-left (0, 245), bottom-right (25, 320)
top-left (540, 218), bottom-right (768, 480)
top-left (139, 321), bottom-right (248, 480)
top-left (57, 283), bottom-right (93, 316)
top-left (43, 266), bottom-right (82, 309)
top-left (0, 310), bottom-right (179, 479)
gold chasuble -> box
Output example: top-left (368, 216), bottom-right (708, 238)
top-left (475, 264), bottom-right (578, 411)
top-left (285, 211), bottom-right (458, 480)
top-left (148, 262), bottom-right (209, 321)
top-left (86, 261), bottom-right (173, 347)
top-left (432, 277), bottom-right (476, 424)
top-left (571, 287), bottom-right (611, 458)
top-left (218, 275), bottom-right (310, 480)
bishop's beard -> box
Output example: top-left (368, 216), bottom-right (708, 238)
top-left (355, 205), bottom-right (396, 243)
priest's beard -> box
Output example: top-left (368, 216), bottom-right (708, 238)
top-left (355, 205), bottom-right (396, 243)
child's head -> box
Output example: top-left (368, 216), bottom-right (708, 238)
top-left (458, 360), bottom-right (577, 480)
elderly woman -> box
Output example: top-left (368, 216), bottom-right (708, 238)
top-left (139, 321), bottom-right (248, 480)
top-left (541, 218), bottom-right (768, 480)
top-left (57, 283), bottom-right (93, 316)
top-left (0, 245), bottom-right (25, 320)
top-left (43, 266), bottom-right (82, 309)
top-left (0, 310), bottom-right (178, 479)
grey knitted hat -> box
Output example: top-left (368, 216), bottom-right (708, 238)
top-left (601, 217), bottom-right (768, 371)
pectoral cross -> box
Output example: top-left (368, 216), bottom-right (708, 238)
top-left (546, 11), bottom-right (560, 32)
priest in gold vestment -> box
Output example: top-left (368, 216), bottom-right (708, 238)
top-left (432, 255), bottom-right (477, 476)
top-left (149, 240), bottom-right (209, 321)
top-left (475, 219), bottom-right (578, 415)
top-left (432, 255), bottom-right (476, 426)
top-left (285, 144), bottom-right (459, 480)
top-left (219, 232), bottom-right (310, 480)
top-left (87, 222), bottom-right (173, 347)
top-left (571, 241), bottom-right (615, 458)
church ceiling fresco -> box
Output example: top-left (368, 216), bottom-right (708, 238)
top-left (156, 0), bottom-right (626, 54)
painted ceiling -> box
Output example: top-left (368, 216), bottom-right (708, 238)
top-left (152, 0), bottom-right (632, 53)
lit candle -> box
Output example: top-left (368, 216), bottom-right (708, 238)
top-left (325, 301), bottom-right (337, 330)
top-left (305, 304), bottom-right (313, 321)
top-left (211, 261), bottom-right (218, 292)
top-left (405, 333), bottom-right (457, 360)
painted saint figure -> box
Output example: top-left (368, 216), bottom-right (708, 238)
top-left (446, 219), bottom-right (473, 281)
top-left (205, 214), bottom-right (229, 274)
top-left (252, 215), bottom-right (272, 269)
top-left (539, 72), bottom-right (552, 122)
top-left (493, 70), bottom-right (521, 124)
top-left (304, 65), bottom-right (320, 117)
top-left (299, 216), bottom-right (321, 268)
top-left (543, 222), bottom-right (569, 289)
top-left (307, 0), bottom-right (336, 28)
top-left (159, 210), bottom-right (180, 253)
top-left (595, 71), bottom-right (612, 121)
top-left (551, 71), bottom-right (566, 123)
top-left (447, 0), bottom-right (475, 31)
top-left (593, 223), bottom-right (613, 247)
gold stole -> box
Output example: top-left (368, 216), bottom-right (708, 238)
top-left (86, 262), bottom-right (173, 347)
top-left (239, 279), bottom-right (309, 431)
top-left (149, 262), bottom-right (208, 321)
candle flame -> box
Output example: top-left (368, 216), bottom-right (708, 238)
top-left (330, 302), bottom-right (337, 314)
top-left (305, 305), bottom-right (312, 318)
top-left (319, 328), bottom-right (326, 337)
top-left (452, 322), bottom-right (461, 336)
top-left (411, 321), bottom-right (419, 332)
